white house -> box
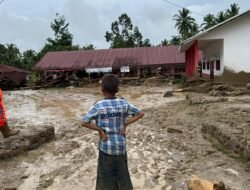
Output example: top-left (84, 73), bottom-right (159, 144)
top-left (179, 10), bottom-right (250, 84)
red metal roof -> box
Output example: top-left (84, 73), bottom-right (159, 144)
top-left (0, 64), bottom-right (31, 85)
top-left (0, 64), bottom-right (31, 73)
top-left (35, 46), bottom-right (185, 71)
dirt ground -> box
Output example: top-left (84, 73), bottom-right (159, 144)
top-left (0, 85), bottom-right (249, 190)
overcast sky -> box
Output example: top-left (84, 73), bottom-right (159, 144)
top-left (0, 0), bottom-right (249, 52)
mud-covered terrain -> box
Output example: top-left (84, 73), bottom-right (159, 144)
top-left (0, 86), bottom-right (249, 190)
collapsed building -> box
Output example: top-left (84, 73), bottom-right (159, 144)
top-left (0, 64), bottom-right (31, 90)
top-left (34, 46), bottom-right (185, 83)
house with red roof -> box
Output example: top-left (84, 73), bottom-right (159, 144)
top-left (35, 46), bottom-right (185, 78)
top-left (0, 64), bottom-right (31, 89)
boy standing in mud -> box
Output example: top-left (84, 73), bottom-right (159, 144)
top-left (81, 74), bottom-right (144, 190)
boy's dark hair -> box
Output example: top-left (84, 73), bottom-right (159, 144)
top-left (101, 74), bottom-right (119, 94)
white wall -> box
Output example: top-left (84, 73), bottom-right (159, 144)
top-left (201, 40), bottom-right (224, 76)
top-left (199, 12), bottom-right (250, 73)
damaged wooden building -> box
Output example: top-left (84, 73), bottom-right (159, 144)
top-left (0, 64), bottom-right (31, 90)
top-left (34, 46), bottom-right (185, 80)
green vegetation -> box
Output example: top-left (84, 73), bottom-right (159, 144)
top-left (105, 13), bottom-right (151, 48)
top-left (173, 8), bottom-right (197, 40)
top-left (173, 74), bottom-right (186, 84)
top-left (27, 72), bottom-right (40, 87)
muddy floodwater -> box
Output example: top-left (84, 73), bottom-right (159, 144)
top-left (0, 86), bottom-right (249, 190)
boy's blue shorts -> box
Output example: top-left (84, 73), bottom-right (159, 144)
top-left (96, 150), bottom-right (133, 190)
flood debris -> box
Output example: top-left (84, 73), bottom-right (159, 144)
top-left (163, 90), bottom-right (173, 97)
top-left (202, 123), bottom-right (250, 161)
top-left (246, 83), bottom-right (250, 90)
top-left (167, 127), bottom-right (183, 134)
top-left (186, 94), bottom-right (228, 105)
top-left (3, 187), bottom-right (17, 190)
top-left (175, 77), bottom-right (250, 97)
top-left (33, 72), bottom-right (92, 89)
top-left (33, 74), bottom-right (175, 89)
top-left (187, 175), bottom-right (225, 190)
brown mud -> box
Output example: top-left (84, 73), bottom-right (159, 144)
top-left (0, 86), bottom-right (249, 190)
top-left (214, 68), bottom-right (250, 85)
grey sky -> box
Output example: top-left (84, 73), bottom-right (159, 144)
top-left (0, 0), bottom-right (249, 52)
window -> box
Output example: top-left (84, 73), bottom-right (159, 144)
top-left (207, 62), bottom-right (210, 70)
top-left (203, 62), bottom-right (206, 70)
top-left (216, 60), bottom-right (221, 70)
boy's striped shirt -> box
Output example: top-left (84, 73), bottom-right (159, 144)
top-left (82, 98), bottom-right (140, 155)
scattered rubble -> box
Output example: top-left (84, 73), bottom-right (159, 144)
top-left (167, 127), bottom-right (183, 134)
top-left (34, 73), bottom-right (92, 89)
top-left (246, 83), bottom-right (250, 90)
top-left (163, 91), bottom-right (173, 97)
top-left (187, 95), bottom-right (228, 105)
top-left (175, 78), bottom-right (250, 97)
top-left (202, 123), bottom-right (250, 161)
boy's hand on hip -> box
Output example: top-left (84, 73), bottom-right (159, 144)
top-left (120, 127), bottom-right (126, 136)
top-left (99, 130), bottom-right (108, 141)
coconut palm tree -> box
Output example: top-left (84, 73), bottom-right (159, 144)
top-left (170, 35), bottom-right (182, 45)
top-left (201, 14), bottom-right (217, 30)
top-left (2, 44), bottom-right (22, 68)
top-left (189, 23), bottom-right (199, 37)
top-left (227, 3), bottom-right (240, 18)
top-left (216, 11), bottom-right (227, 23)
top-left (173, 8), bottom-right (196, 40)
top-left (160, 39), bottom-right (169, 46)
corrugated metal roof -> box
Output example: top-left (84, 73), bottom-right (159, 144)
top-left (0, 64), bottom-right (31, 85)
top-left (0, 64), bottom-right (31, 73)
top-left (35, 46), bottom-right (185, 71)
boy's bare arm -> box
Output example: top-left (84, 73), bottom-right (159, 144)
top-left (125, 112), bottom-right (144, 127)
top-left (81, 122), bottom-right (108, 141)
top-left (120, 112), bottom-right (144, 135)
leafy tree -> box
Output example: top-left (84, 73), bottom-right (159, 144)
top-left (82, 44), bottom-right (95, 50)
top-left (105, 13), bottom-right (150, 48)
top-left (201, 14), bottom-right (217, 30)
top-left (0, 44), bottom-right (37, 70)
top-left (173, 8), bottom-right (196, 40)
top-left (47, 13), bottom-right (73, 47)
top-left (21, 50), bottom-right (37, 70)
top-left (169, 35), bottom-right (182, 45)
top-left (160, 39), bottom-right (169, 46)
top-left (0, 44), bottom-right (22, 68)
top-left (0, 44), bottom-right (7, 62)
top-left (227, 3), bottom-right (240, 18)
top-left (38, 13), bottom-right (77, 60)
top-left (188, 23), bottom-right (199, 38)
top-left (142, 39), bottom-right (151, 47)
top-left (133, 26), bottom-right (143, 47)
